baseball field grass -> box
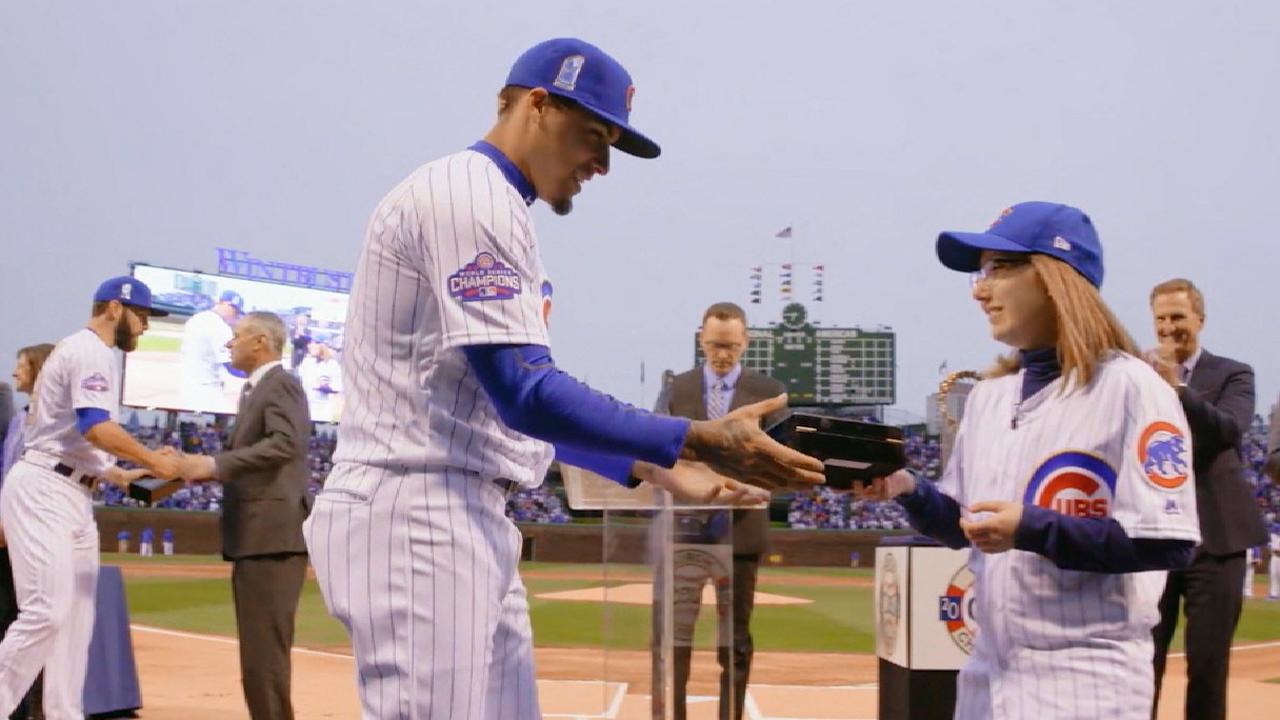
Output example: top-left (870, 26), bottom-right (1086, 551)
top-left (106, 553), bottom-right (1280, 655)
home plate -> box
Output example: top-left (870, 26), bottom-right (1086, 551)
top-left (535, 583), bottom-right (812, 606)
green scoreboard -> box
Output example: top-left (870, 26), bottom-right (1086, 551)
top-left (694, 302), bottom-right (896, 406)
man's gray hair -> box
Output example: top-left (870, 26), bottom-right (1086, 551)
top-left (244, 311), bottom-right (287, 355)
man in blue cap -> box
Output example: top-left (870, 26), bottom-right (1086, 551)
top-left (303, 38), bottom-right (822, 720)
top-left (0, 276), bottom-right (186, 719)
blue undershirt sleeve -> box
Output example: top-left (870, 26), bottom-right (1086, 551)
top-left (223, 362), bottom-right (248, 378)
top-left (894, 477), bottom-right (969, 549)
top-left (1014, 505), bottom-right (1196, 573)
top-left (464, 344), bottom-right (690, 474)
top-left (554, 445), bottom-right (640, 487)
top-left (75, 407), bottom-right (111, 435)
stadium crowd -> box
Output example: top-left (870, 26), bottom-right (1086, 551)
top-left (95, 415), bottom-right (1280, 531)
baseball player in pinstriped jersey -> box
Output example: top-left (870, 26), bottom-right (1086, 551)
top-left (869, 202), bottom-right (1201, 719)
top-left (302, 38), bottom-right (823, 720)
top-left (0, 277), bottom-right (183, 719)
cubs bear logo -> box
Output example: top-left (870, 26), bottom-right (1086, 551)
top-left (1138, 421), bottom-right (1189, 490)
top-left (1023, 451), bottom-right (1117, 519)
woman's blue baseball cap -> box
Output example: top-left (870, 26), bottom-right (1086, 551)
top-left (936, 201), bottom-right (1105, 288)
top-left (505, 38), bottom-right (660, 159)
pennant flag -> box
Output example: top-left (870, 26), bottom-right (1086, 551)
top-left (781, 263), bottom-right (792, 270)
top-left (775, 226), bottom-right (793, 239)
top-left (813, 264), bottom-right (825, 271)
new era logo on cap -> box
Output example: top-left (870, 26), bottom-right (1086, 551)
top-left (936, 201), bottom-right (1105, 288)
top-left (506, 38), bottom-right (660, 159)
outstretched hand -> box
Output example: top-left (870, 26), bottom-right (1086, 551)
top-left (639, 460), bottom-right (770, 507)
top-left (680, 394), bottom-right (825, 491)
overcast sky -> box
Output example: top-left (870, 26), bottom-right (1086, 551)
top-left (3, 1), bottom-right (1278, 422)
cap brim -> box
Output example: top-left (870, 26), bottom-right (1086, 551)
top-left (126, 303), bottom-right (168, 318)
top-left (936, 231), bottom-right (1028, 272)
top-left (571, 98), bottom-right (661, 159)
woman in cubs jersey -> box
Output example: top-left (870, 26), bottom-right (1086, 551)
top-left (874, 201), bottom-right (1201, 720)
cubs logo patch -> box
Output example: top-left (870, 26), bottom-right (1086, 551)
top-left (1138, 421), bottom-right (1190, 490)
top-left (81, 372), bottom-right (110, 393)
top-left (553, 55), bottom-right (585, 91)
top-left (1023, 451), bottom-right (1117, 519)
top-left (937, 565), bottom-right (977, 655)
top-left (540, 280), bottom-right (553, 327)
top-left (448, 252), bottom-right (521, 302)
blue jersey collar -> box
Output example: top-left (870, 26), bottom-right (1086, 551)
top-left (468, 141), bottom-right (536, 206)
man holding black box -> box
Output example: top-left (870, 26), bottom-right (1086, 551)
top-left (653, 302), bottom-right (788, 720)
top-left (179, 311), bottom-right (312, 720)
top-left (0, 276), bottom-right (181, 719)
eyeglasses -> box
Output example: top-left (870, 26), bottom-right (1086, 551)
top-left (970, 256), bottom-right (1031, 287)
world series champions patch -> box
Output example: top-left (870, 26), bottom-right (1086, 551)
top-left (448, 252), bottom-right (522, 302)
top-left (1023, 450), bottom-right (1118, 519)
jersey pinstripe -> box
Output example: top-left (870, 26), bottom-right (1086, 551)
top-left (941, 351), bottom-right (1200, 720)
top-left (329, 149), bottom-right (554, 490)
top-left (23, 328), bottom-right (118, 475)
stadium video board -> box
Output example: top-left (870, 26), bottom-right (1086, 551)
top-left (694, 302), bottom-right (896, 406)
top-left (122, 263), bottom-right (348, 421)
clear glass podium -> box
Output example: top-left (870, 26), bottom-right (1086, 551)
top-left (562, 465), bottom-right (742, 720)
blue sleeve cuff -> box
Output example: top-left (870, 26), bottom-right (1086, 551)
top-left (555, 445), bottom-right (640, 487)
top-left (1014, 505), bottom-right (1196, 573)
top-left (75, 407), bottom-right (110, 435)
top-left (465, 344), bottom-right (690, 467)
top-left (223, 362), bottom-right (248, 378)
top-left (895, 475), bottom-right (968, 549)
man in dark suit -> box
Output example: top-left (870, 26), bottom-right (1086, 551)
top-left (653, 302), bottom-right (787, 720)
top-left (180, 311), bottom-right (312, 720)
top-left (1149, 279), bottom-right (1267, 720)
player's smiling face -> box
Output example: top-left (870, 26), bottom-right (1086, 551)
top-left (971, 251), bottom-right (1056, 350)
top-left (1151, 291), bottom-right (1203, 361)
top-left (528, 92), bottom-right (619, 216)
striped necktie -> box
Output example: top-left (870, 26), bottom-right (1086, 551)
top-left (707, 379), bottom-right (727, 420)
top-left (237, 381), bottom-right (253, 415)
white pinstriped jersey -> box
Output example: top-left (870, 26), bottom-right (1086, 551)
top-left (23, 328), bottom-right (119, 475)
top-left (942, 352), bottom-right (1200, 719)
top-left (329, 149), bottom-right (554, 487)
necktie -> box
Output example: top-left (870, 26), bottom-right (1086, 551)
top-left (237, 381), bottom-right (253, 415)
top-left (1178, 365), bottom-right (1190, 384)
top-left (707, 380), bottom-right (727, 420)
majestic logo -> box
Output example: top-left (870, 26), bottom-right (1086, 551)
top-left (81, 372), bottom-right (110, 393)
top-left (878, 553), bottom-right (902, 657)
top-left (1138, 421), bottom-right (1190, 490)
top-left (1024, 451), bottom-right (1117, 519)
top-left (553, 55), bottom-right (585, 91)
top-left (937, 565), bottom-right (977, 655)
top-left (448, 252), bottom-right (521, 302)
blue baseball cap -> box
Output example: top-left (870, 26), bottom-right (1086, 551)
top-left (94, 276), bottom-right (168, 317)
top-left (218, 290), bottom-right (245, 314)
top-left (937, 201), bottom-right (1104, 287)
top-left (506, 38), bottom-right (660, 159)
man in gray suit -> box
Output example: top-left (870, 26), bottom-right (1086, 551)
top-left (180, 311), bottom-right (312, 720)
top-left (654, 302), bottom-right (787, 720)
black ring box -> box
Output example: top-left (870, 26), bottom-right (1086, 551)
top-left (766, 412), bottom-right (906, 490)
